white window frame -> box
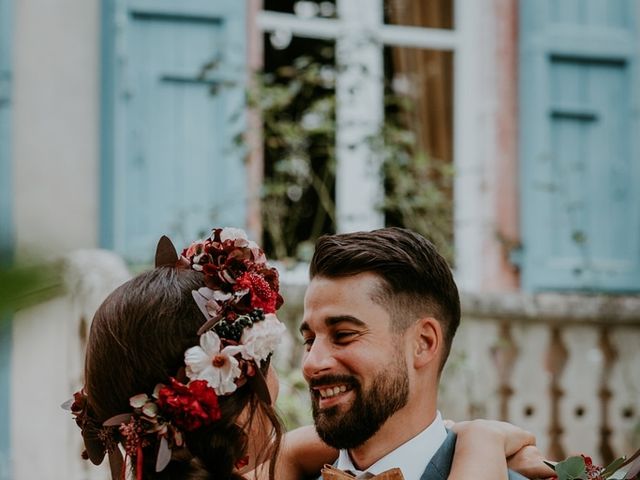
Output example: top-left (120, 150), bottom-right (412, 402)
top-left (257, 0), bottom-right (484, 287)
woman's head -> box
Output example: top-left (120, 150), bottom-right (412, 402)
top-left (74, 229), bottom-right (286, 480)
top-left (85, 267), bottom-right (203, 421)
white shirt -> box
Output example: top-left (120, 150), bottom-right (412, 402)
top-left (336, 411), bottom-right (447, 480)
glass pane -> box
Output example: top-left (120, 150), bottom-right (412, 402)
top-left (382, 45), bottom-right (454, 262)
top-left (264, 0), bottom-right (337, 19)
top-left (384, 0), bottom-right (454, 29)
top-left (259, 33), bottom-right (337, 260)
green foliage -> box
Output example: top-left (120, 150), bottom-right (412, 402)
top-left (545, 454), bottom-right (639, 480)
top-left (379, 139), bottom-right (454, 263)
top-left (274, 367), bottom-right (313, 430)
top-left (250, 55), bottom-right (337, 261)
top-left (252, 55), bottom-right (454, 263)
top-left (547, 456), bottom-right (586, 480)
top-left (0, 263), bottom-right (64, 316)
top-left (601, 457), bottom-right (626, 478)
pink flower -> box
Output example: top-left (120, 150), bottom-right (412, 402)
top-left (184, 240), bottom-right (205, 259)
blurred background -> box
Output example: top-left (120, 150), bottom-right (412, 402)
top-left (1, 0), bottom-right (639, 478)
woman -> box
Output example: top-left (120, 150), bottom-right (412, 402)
top-left (68, 228), bottom-right (547, 480)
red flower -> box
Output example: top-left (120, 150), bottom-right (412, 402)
top-left (234, 455), bottom-right (249, 470)
top-left (581, 455), bottom-right (605, 480)
top-left (261, 267), bottom-right (284, 310)
top-left (234, 271), bottom-right (278, 313)
top-left (181, 228), bottom-right (284, 328)
top-left (157, 379), bottom-right (221, 431)
top-left (71, 390), bottom-right (87, 415)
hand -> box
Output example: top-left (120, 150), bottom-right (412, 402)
top-left (507, 445), bottom-right (555, 480)
top-left (446, 419), bottom-right (536, 457)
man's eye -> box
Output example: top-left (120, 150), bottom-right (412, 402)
top-left (302, 337), bottom-right (314, 350)
top-left (334, 331), bottom-right (357, 343)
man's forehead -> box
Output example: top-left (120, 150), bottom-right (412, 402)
top-left (304, 272), bottom-right (385, 299)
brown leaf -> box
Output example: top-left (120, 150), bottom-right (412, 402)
top-left (108, 448), bottom-right (124, 479)
top-left (84, 436), bottom-right (106, 465)
top-left (103, 413), bottom-right (132, 427)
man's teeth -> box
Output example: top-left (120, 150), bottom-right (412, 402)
top-left (319, 385), bottom-right (348, 399)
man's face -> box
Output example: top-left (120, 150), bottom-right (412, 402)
top-left (300, 273), bottom-right (411, 449)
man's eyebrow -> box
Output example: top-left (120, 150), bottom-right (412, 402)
top-left (299, 315), bottom-right (366, 335)
top-left (326, 315), bottom-right (366, 328)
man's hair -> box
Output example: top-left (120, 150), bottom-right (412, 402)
top-left (309, 227), bottom-right (460, 370)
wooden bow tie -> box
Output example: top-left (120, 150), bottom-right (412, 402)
top-left (321, 464), bottom-right (405, 480)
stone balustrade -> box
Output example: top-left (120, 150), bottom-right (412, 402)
top-left (276, 285), bottom-right (640, 464)
top-left (12, 254), bottom-right (636, 478)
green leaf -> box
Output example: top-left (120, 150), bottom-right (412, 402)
top-left (142, 401), bottom-right (158, 417)
top-left (129, 393), bottom-right (149, 409)
top-left (555, 456), bottom-right (586, 480)
top-left (544, 460), bottom-right (558, 470)
top-left (0, 263), bottom-right (64, 315)
top-left (601, 456), bottom-right (626, 478)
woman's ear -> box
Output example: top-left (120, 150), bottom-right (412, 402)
top-left (412, 317), bottom-right (442, 369)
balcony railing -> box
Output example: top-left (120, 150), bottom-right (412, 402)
top-left (277, 286), bottom-right (640, 464)
top-left (14, 252), bottom-right (636, 477)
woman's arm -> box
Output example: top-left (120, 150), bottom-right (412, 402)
top-left (448, 420), bottom-right (554, 480)
top-left (262, 420), bottom-right (552, 480)
top-left (274, 425), bottom-right (338, 480)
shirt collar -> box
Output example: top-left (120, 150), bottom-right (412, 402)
top-left (336, 411), bottom-right (447, 480)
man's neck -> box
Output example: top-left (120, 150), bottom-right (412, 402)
top-left (347, 406), bottom-right (438, 471)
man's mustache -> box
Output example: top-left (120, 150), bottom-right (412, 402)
top-left (308, 374), bottom-right (359, 389)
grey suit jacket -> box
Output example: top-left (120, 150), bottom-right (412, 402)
top-left (419, 430), bottom-right (528, 480)
top-left (317, 430), bottom-right (529, 480)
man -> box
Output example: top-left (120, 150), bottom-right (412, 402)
top-left (299, 227), bottom-right (534, 479)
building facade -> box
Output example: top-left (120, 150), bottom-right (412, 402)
top-left (0, 0), bottom-right (638, 478)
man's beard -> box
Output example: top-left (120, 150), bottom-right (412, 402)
top-left (309, 354), bottom-right (409, 449)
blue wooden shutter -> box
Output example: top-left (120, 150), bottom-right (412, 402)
top-left (101, 1), bottom-right (247, 263)
top-left (0, 0), bottom-right (13, 263)
top-left (519, 0), bottom-right (640, 291)
top-left (0, 0), bottom-right (13, 477)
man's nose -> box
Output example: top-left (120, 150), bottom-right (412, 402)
top-left (302, 337), bottom-right (335, 379)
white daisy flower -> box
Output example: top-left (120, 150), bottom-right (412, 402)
top-left (184, 331), bottom-right (245, 395)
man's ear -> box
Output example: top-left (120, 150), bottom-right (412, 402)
top-left (412, 317), bottom-right (442, 369)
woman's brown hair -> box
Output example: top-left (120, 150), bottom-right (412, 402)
top-left (84, 266), bottom-right (283, 479)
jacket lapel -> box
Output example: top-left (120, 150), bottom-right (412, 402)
top-left (419, 430), bottom-right (457, 480)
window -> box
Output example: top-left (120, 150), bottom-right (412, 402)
top-left (257, 0), bottom-right (458, 262)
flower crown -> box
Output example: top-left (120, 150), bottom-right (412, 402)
top-left (66, 227), bottom-right (286, 479)
top-left (181, 227), bottom-right (284, 396)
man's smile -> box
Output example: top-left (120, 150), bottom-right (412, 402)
top-left (311, 381), bottom-right (356, 409)
top-left (318, 385), bottom-right (349, 399)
